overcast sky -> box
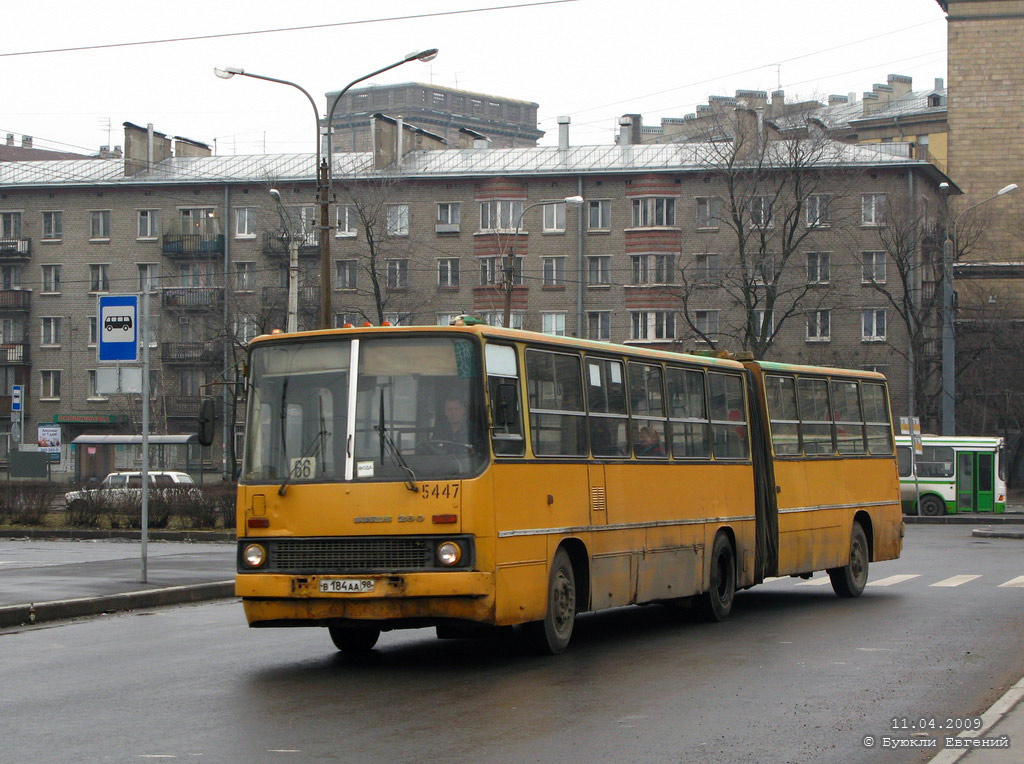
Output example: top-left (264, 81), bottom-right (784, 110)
top-left (2, 0), bottom-right (948, 157)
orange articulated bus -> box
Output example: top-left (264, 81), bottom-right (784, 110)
top-left (232, 325), bottom-right (903, 654)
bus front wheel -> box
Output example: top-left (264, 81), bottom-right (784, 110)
top-left (918, 495), bottom-right (946, 517)
top-left (328, 623), bottom-right (381, 653)
top-left (698, 533), bottom-right (736, 622)
top-left (828, 522), bottom-right (869, 597)
top-left (524, 548), bottom-right (577, 654)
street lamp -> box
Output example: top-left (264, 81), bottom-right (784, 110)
top-left (269, 189), bottom-right (299, 333)
top-left (502, 196), bottom-right (585, 328)
top-left (214, 48), bottom-right (438, 330)
top-left (939, 181), bottom-right (1018, 435)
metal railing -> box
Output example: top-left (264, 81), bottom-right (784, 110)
top-left (161, 287), bottom-right (224, 310)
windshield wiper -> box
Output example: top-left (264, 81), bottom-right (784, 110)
top-left (278, 428), bottom-right (328, 496)
top-left (373, 388), bottom-right (417, 492)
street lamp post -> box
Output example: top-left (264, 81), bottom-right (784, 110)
top-left (502, 196), bottom-right (584, 328)
top-left (939, 181), bottom-right (1018, 435)
top-left (214, 49), bottom-right (437, 330)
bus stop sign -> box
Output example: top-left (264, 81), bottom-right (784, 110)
top-left (98, 295), bottom-right (139, 362)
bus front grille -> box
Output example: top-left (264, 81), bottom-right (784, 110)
top-left (268, 537), bottom-right (433, 573)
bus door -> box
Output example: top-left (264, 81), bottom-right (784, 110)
top-left (955, 451), bottom-right (983, 512)
top-left (975, 451), bottom-right (996, 512)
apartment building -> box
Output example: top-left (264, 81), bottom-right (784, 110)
top-left (0, 117), bottom-right (953, 475)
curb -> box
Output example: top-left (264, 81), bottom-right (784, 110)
top-left (0, 529), bottom-right (235, 542)
top-left (904, 515), bottom-right (1024, 525)
top-left (971, 528), bottom-right (1024, 540)
top-left (0, 581), bottom-right (236, 629)
top-left (929, 675), bottom-right (1024, 763)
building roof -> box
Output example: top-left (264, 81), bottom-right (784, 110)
top-left (0, 138), bottom-right (955, 189)
top-left (0, 145), bottom-right (90, 161)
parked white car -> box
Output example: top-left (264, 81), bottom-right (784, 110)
top-left (64, 471), bottom-right (200, 510)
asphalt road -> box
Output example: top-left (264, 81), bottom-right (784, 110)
top-left (1, 525), bottom-right (1021, 764)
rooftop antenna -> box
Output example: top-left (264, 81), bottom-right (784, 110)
top-left (775, 64), bottom-right (782, 90)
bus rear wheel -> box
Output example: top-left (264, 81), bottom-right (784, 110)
top-left (828, 522), bottom-right (869, 598)
top-left (698, 533), bottom-right (736, 622)
top-left (328, 623), bottom-right (381, 653)
top-left (918, 495), bottom-right (945, 517)
top-left (524, 548), bottom-right (577, 654)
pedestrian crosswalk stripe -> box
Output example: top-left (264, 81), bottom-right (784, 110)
top-left (867, 574), bottom-right (921, 587)
top-left (932, 575), bottom-right (982, 587)
top-left (998, 575), bottom-right (1024, 588)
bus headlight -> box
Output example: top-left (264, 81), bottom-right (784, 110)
top-left (242, 543), bottom-right (267, 568)
top-left (436, 541), bottom-right (462, 567)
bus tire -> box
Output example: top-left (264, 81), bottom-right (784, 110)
top-left (698, 532), bottom-right (736, 622)
top-left (525, 548), bottom-right (577, 654)
top-left (919, 495), bottom-right (945, 517)
top-left (828, 522), bottom-right (869, 598)
top-left (328, 624), bottom-right (381, 653)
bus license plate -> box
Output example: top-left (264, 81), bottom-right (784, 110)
top-left (319, 579), bottom-right (375, 593)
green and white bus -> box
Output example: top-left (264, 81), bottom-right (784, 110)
top-left (895, 435), bottom-right (1006, 516)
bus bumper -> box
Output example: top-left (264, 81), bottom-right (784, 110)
top-left (236, 572), bottom-right (495, 626)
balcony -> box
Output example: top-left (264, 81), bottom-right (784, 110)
top-left (262, 232), bottom-right (319, 259)
top-left (161, 234), bottom-right (225, 259)
top-left (0, 290), bottom-right (31, 311)
top-left (161, 287), bottom-right (224, 311)
top-left (0, 343), bottom-right (30, 364)
top-left (161, 342), bottom-right (219, 364)
top-left (165, 395), bottom-right (223, 419)
top-left (0, 238), bottom-right (31, 260)
top-left (262, 285), bottom-right (320, 307)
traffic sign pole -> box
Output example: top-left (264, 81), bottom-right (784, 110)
top-left (140, 291), bottom-right (150, 583)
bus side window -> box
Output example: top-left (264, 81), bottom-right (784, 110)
top-left (896, 446), bottom-right (912, 477)
top-left (861, 383), bottom-right (894, 454)
top-left (831, 380), bottom-right (866, 454)
top-left (666, 366), bottom-right (710, 459)
top-left (485, 344), bottom-right (524, 457)
top-left (587, 358), bottom-right (628, 457)
top-left (797, 377), bottom-right (834, 455)
top-left (708, 372), bottom-right (749, 459)
top-left (627, 362), bottom-right (668, 459)
top-left (765, 374), bottom-right (800, 456)
top-left (526, 349), bottom-right (587, 457)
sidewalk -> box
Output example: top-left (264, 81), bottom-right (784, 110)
top-left (931, 677), bottom-right (1024, 763)
top-left (0, 536), bottom-right (236, 628)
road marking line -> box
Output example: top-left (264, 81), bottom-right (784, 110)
top-left (795, 577), bottom-right (833, 586)
top-left (998, 575), bottom-right (1024, 588)
top-left (931, 575), bottom-right (982, 587)
top-left (866, 574), bottom-right (920, 587)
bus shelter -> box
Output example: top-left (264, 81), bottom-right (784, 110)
top-left (70, 434), bottom-right (202, 484)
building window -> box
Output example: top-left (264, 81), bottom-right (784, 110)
top-left (138, 209), bottom-right (159, 239)
top-left (437, 312), bottom-right (462, 326)
top-left (234, 262), bottom-right (253, 292)
top-left (587, 312), bottom-right (611, 341)
top-left (694, 253), bottom-right (721, 286)
top-left (41, 317), bottom-right (62, 346)
top-left (543, 257), bottom-right (565, 286)
top-left (1, 211), bottom-right (22, 239)
top-left (138, 263), bottom-right (159, 293)
top-left (383, 312), bottom-right (410, 326)
top-left (862, 309), bottom-right (886, 341)
top-left (87, 370), bottom-right (106, 400)
top-left (861, 193), bottom-right (887, 226)
top-left (587, 199), bottom-right (611, 230)
top-left (336, 204), bottom-right (357, 237)
top-left (437, 258), bottom-right (460, 287)
top-left (40, 370), bottom-right (61, 399)
top-left (479, 200), bottom-right (524, 232)
top-left (862, 251), bottom-right (887, 284)
top-left (748, 254), bottom-right (774, 286)
top-left (696, 197), bottom-right (721, 229)
top-left (542, 313), bottom-right (566, 336)
top-left (436, 202), bottom-right (460, 232)
top-left (90, 210), bottom-right (111, 240)
top-left (752, 309), bottom-right (774, 335)
top-left (335, 311), bottom-right (361, 328)
top-left (0, 264), bottom-right (22, 290)
top-left (631, 254), bottom-right (675, 285)
top-left (806, 252), bottom-right (830, 284)
top-left (480, 310), bottom-right (524, 329)
top-left (386, 259), bottom-right (408, 289)
top-left (631, 197), bottom-right (676, 227)
top-left (807, 309), bottom-right (831, 341)
top-left (542, 202), bottom-right (566, 232)
top-left (88, 316), bottom-right (98, 346)
top-left (631, 311), bottom-right (676, 341)
top-left (480, 256), bottom-right (523, 286)
top-left (386, 204), bottom-right (409, 236)
top-left (235, 315), bottom-right (258, 344)
top-left (89, 264), bottom-right (109, 292)
top-left (587, 255), bottom-right (610, 285)
top-left (42, 211), bottom-right (63, 241)
top-left (335, 259), bottom-right (357, 290)
top-left (694, 310), bottom-right (719, 341)
top-left (41, 264), bottom-right (61, 294)
top-left (234, 207), bottom-right (256, 238)
top-left (750, 196), bottom-right (773, 228)
top-left (805, 195), bottom-right (831, 227)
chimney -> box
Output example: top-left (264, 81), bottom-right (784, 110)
top-left (934, 77), bottom-right (945, 92)
top-left (887, 74), bottom-right (913, 99)
top-left (21, 136), bottom-right (33, 149)
top-left (122, 122), bottom-right (172, 175)
top-left (862, 92), bottom-right (882, 116)
top-left (828, 94), bottom-right (849, 106)
top-left (557, 115), bottom-right (570, 150)
top-left (770, 90), bottom-right (786, 116)
top-left (371, 114), bottom-right (397, 169)
top-left (848, 92), bottom-right (857, 104)
top-left (736, 90), bottom-right (768, 111)
top-left (173, 136), bottom-right (212, 158)
top-left (733, 108), bottom-right (760, 160)
top-left (5, 134), bottom-right (13, 146)
top-left (457, 127), bottom-right (488, 149)
top-left (872, 83), bottom-right (894, 105)
top-left (618, 116), bottom-right (634, 147)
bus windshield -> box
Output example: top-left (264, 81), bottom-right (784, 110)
top-left (242, 335), bottom-right (487, 485)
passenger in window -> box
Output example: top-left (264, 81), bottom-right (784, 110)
top-left (636, 425), bottom-right (665, 457)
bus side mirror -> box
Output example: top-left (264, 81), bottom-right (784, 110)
top-left (197, 397), bottom-right (217, 447)
top-left (494, 383), bottom-right (519, 428)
